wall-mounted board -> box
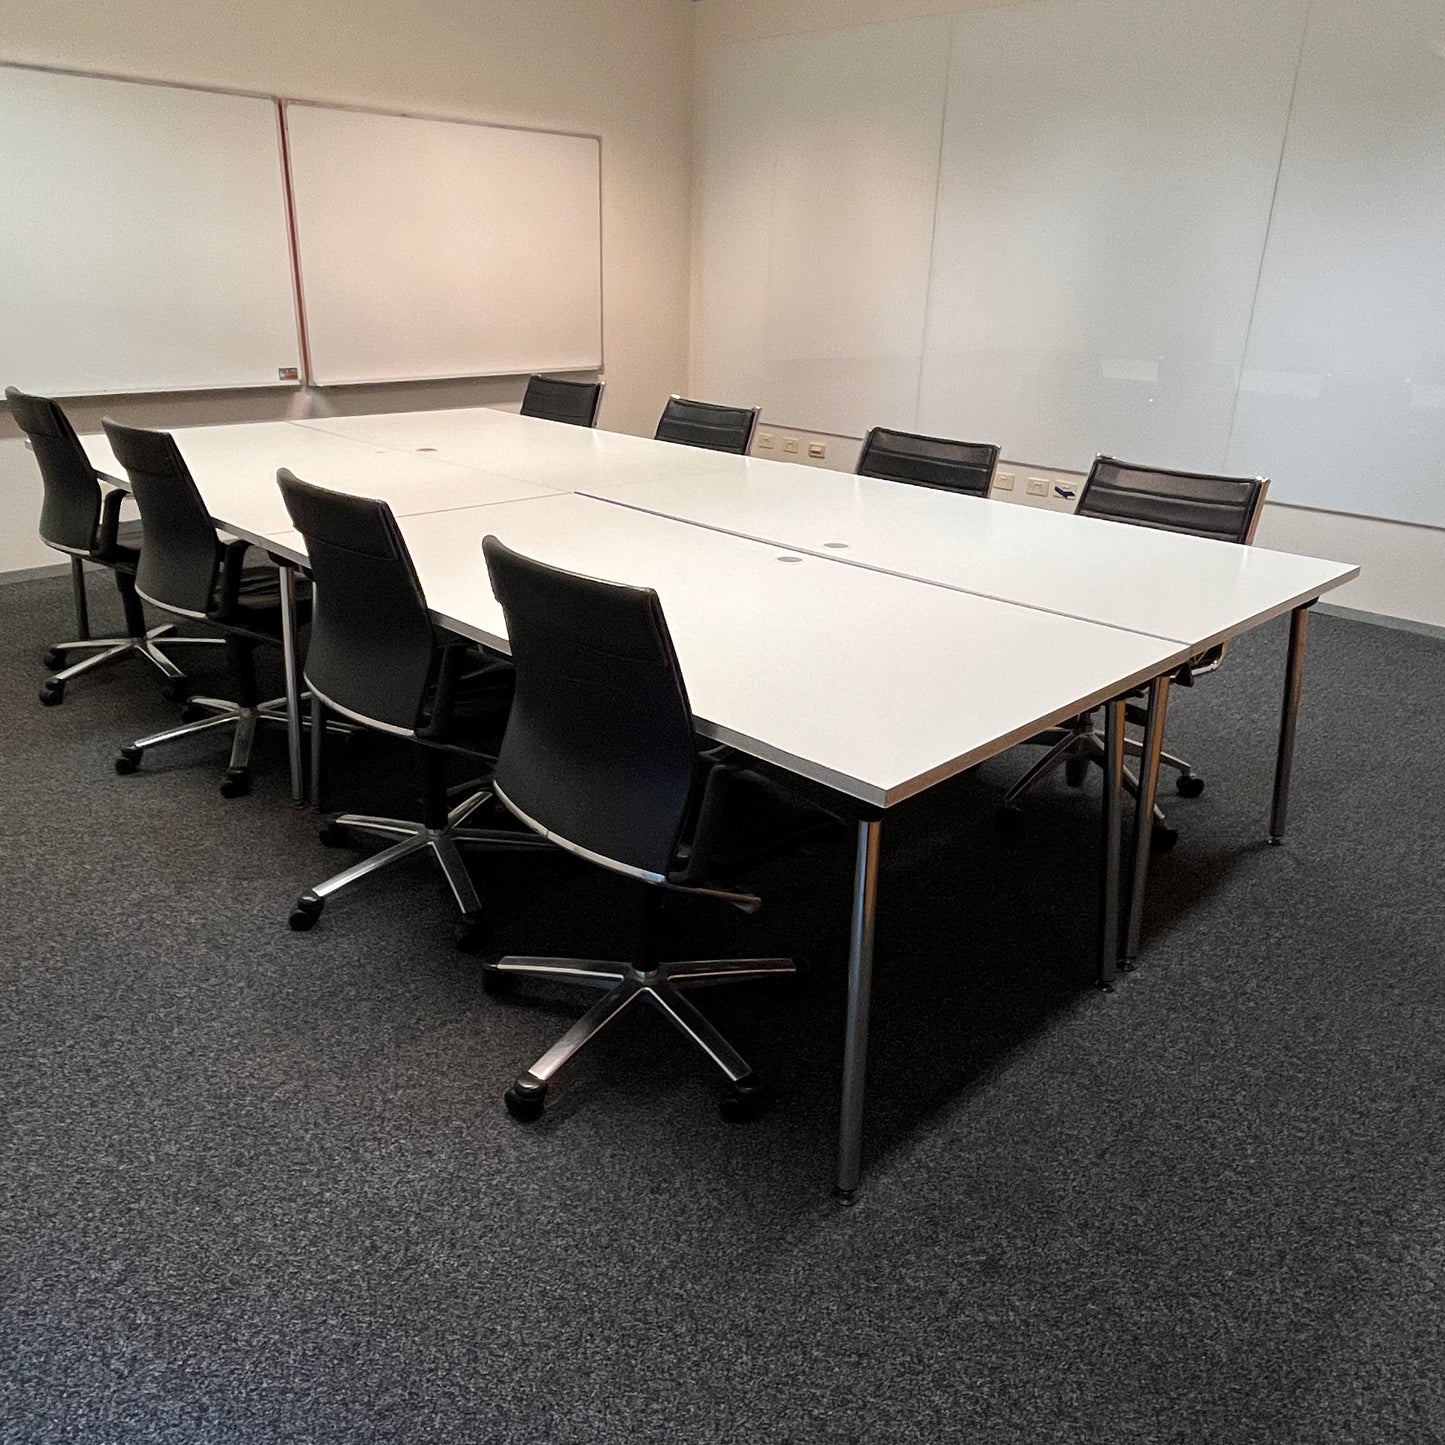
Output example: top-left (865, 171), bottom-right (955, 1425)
top-left (0, 64), bottom-right (301, 397)
top-left (698, 16), bottom-right (951, 438)
top-left (1225, 0), bottom-right (1445, 526)
top-left (285, 103), bottom-right (602, 386)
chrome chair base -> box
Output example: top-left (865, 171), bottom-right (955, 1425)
top-left (39, 624), bottom-right (226, 706)
top-left (114, 693), bottom-right (345, 798)
top-left (484, 951), bottom-right (798, 1122)
top-left (289, 786), bottom-right (553, 945)
top-left (1001, 718), bottom-right (1201, 851)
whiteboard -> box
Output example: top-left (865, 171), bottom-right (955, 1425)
top-left (698, 17), bottom-right (952, 436)
top-left (285, 104), bottom-right (602, 386)
top-left (916, 0), bottom-right (1309, 473)
top-left (0, 65), bottom-right (300, 396)
top-left (1226, 0), bottom-right (1445, 526)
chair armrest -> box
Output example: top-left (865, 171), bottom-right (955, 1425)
top-left (94, 485), bottom-right (127, 553)
top-left (216, 538), bottom-right (255, 614)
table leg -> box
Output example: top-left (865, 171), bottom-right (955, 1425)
top-left (1270, 604), bottom-right (1312, 845)
top-left (836, 817), bottom-right (881, 1203)
top-left (278, 562), bottom-right (305, 805)
top-left (1097, 698), bottom-right (1125, 990)
top-left (1123, 674), bottom-right (1171, 968)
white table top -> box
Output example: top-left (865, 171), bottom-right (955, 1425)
top-left (81, 420), bottom-right (559, 547)
top-left (268, 493), bottom-right (1192, 807)
top-left (577, 459), bottom-right (1361, 651)
top-left (293, 407), bottom-right (746, 492)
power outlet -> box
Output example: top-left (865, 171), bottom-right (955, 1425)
top-left (808, 441), bottom-right (826, 459)
top-left (994, 471), bottom-right (1015, 492)
top-left (1026, 476), bottom-right (1049, 497)
top-left (782, 437), bottom-right (800, 454)
top-left (758, 432), bottom-right (775, 450)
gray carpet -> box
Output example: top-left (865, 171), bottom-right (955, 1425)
top-left (1, 570), bottom-right (1441, 1444)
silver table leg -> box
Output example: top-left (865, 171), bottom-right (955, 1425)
top-left (278, 562), bottom-right (305, 805)
top-left (1270, 604), bottom-right (1311, 845)
top-left (836, 817), bottom-right (881, 1203)
top-left (1123, 674), bottom-right (1172, 968)
top-left (1097, 698), bottom-right (1125, 989)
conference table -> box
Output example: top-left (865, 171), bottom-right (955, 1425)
top-left (82, 407), bottom-right (1358, 1198)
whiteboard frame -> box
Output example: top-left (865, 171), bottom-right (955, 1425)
top-left (281, 97), bottom-right (605, 388)
top-left (0, 60), bottom-right (306, 397)
top-left (0, 61), bottom-right (606, 398)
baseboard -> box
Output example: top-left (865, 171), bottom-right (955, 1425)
top-left (1315, 601), bottom-right (1445, 641)
top-left (0, 561), bottom-right (70, 584)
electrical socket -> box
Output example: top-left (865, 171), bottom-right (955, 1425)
top-left (808, 441), bottom-right (826, 459)
top-left (1026, 476), bottom-right (1049, 496)
top-left (758, 432), bottom-right (775, 449)
top-left (994, 471), bottom-right (1015, 492)
top-left (782, 437), bottom-right (800, 454)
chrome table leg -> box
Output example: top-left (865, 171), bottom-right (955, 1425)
top-left (278, 562), bottom-right (305, 805)
top-left (1123, 674), bottom-right (1172, 968)
top-left (1270, 603), bottom-right (1312, 845)
top-left (837, 817), bottom-right (881, 1203)
top-left (1098, 698), bottom-right (1125, 989)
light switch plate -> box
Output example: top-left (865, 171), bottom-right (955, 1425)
top-left (1026, 476), bottom-right (1049, 496)
top-left (994, 471), bottom-right (1015, 491)
top-left (782, 437), bottom-right (800, 454)
top-left (808, 441), bottom-right (826, 458)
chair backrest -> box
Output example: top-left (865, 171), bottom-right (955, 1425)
top-left (483, 535), bottom-right (700, 880)
top-left (100, 419), bottom-right (220, 616)
top-left (856, 426), bottom-right (999, 497)
top-left (277, 470), bottom-right (438, 733)
top-left (654, 395), bottom-right (759, 456)
top-left (1077, 456), bottom-right (1268, 545)
top-left (6, 387), bottom-right (103, 554)
top-left (519, 375), bottom-right (604, 428)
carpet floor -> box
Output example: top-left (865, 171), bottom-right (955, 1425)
top-left (1, 570), bottom-right (1441, 1444)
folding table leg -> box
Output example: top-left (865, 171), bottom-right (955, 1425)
top-left (836, 817), bottom-right (881, 1203)
top-left (1123, 674), bottom-right (1171, 968)
top-left (1270, 604), bottom-right (1312, 845)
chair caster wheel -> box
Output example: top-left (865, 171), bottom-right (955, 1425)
top-left (455, 911), bottom-right (489, 953)
top-left (114, 746), bottom-right (143, 774)
top-left (481, 960), bottom-right (515, 996)
top-left (162, 679), bottom-right (191, 704)
top-left (220, 768), bottom-right (251, 799)
top-left (42, 647), bottom-right (63, 669)
top-left (996, 804), bottom-right (1024, 836)
top-left (504, 1077), bottom-right (546, 1122)
top-left (316, 821), bottom-right (347, 847)
top-left (720, 1074), bottom-right (764, 1123)
top-left (1064, 756), bottom-right (1089, 788)
top-left (1176, 773), bottom-right (1205, 798)
top-left (288, 893), bottom-right (323, 931)
top-left (1150, 822), bottom-right (1179, 854)
top-left (38, 681), bottom-right (64, 707)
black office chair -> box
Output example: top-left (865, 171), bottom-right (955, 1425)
top-left (519, 374), bottom-right (604, 428)
top-left (1001, 455), bottom-right (1269, 848)
top-left (102, 419), bottom-right (310, 798)
top-left (277, 472), bottom-right (550, 948)
top-left (478, 535), bottom-right (839, 1123)
top-left (654, 395), bottom-right (759, 455)
top-left (6, 387), bottom-right (225, 706)
top-left (856, 426), bottom-right (1000, 497)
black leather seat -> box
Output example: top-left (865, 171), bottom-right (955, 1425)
top-left (519, 374), bottom-right (604, 427)
top-left (102, 418), bottom-right (310, 798)
top-left (6, 386), bottom-right (225, 705)
top-left (1001, 455), bottom-right (1269, 849)
top-left (654, 394), bottom-right (759, 455)
top-left (479, 535), bottom-right (840, 1123)
top-left (856, 426), bottom-right (999, 497)
top-left (277, 471), bottom-right (550, 949)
